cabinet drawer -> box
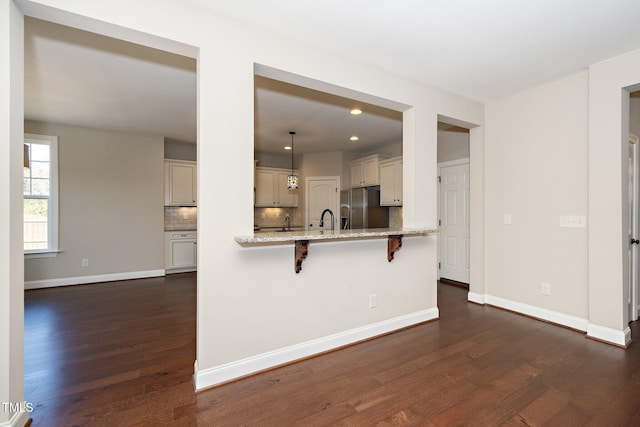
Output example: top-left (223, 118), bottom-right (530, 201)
top-left (168, 231), bottom-right (196, 240)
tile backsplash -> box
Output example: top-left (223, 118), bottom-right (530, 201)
top-left (255, 207), bottom-right (400, 229)
top-left (389, 206), bottom-right (403, 229)
top-left (254, 207), bottom-right (302, 228)
top-left (165, 206), bottom-right (197, 230)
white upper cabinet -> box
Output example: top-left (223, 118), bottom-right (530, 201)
top-left (255, 168), bottom-right (276, 207)
top-left (165, 160), bottom-right (197, 206)
top-left (255, 167), bottom-right (298, 207)
top-left (350, 155), bottom-right (384, 187)
top-left (379, 157), bottom-right (403, 206)
top-left (276, 172), bottom-right (299, 207)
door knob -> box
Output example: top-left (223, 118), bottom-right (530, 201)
top-left (632, 238), bottom-right (640, 245)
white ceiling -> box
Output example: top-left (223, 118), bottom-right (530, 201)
top-left (25, 1), bottom-right (640, 152)
top-left (24, 18), bottom-right (197, 143)
top-left (200, 0), bottom-right (640, 102)
top-left (254, 76), bottom-right (402, 154)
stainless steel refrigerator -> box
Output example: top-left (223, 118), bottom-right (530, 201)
top-left (340, 187), bottom-right (389, 229)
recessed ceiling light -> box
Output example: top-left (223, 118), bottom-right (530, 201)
top-left (284, 146), bottom-right (292, 150)
top-left (350, 108), bottom-right (362, 115)
top-left (350, 136), bottom-right (359, 141)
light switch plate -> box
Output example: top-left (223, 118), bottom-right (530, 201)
top-left (560, 215), bottom-right (586, 228)
top-left (369, 294), bottom-right (377, 308)
top-left (504, 214), bottom-right (512, 225)
top-left (541, 282), bottom-right (551, 296)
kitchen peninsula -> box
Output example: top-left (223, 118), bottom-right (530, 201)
top-left (235, 227), bottom-right (437, 273)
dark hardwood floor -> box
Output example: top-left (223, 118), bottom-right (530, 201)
top-left (24, 274), bottom-right (640, 426)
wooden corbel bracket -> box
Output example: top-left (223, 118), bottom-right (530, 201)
top-left (295, 235), bottom-right (403, 272)
top-left (295, 240), bottom-right (309, 273)
top-left (387, 235), bottom-right (403, 262)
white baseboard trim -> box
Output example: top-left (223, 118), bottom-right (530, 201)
top-left (24, 269), bottom-right (166, 290)
top-left (587, 323), bottom-right (632, 347)
top-left (165, 267), bottom-right (197, 274)
top-left (473, 293), bottom-right (632, 347)
top-left (0, 410), bottom-right (29, 427)
top-left (467, 291), bottom-right (486, 304)
top-left (194, 308), bottom-right (439, 391)
top-left (473, 293), bottom-right (589, 332)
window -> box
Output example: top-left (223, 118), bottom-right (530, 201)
top-left (24, 133), bottom-right (59, 257)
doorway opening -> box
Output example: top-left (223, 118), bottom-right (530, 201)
top-left (629, 90), bottom-right (640, 322)
top-left (22, 13), bottom-right (198, 419)
top-left (24, 17), bottom-right (198, 289)
top-left (437, 120), bottom-right (470, 288)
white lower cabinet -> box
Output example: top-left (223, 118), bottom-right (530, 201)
top-left (165, 231), bottom-right (197, 272)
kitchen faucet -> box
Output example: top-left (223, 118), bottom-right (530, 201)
top-left (283, 214), bottom-right (290, 231)
top-left (319, 209), bottom-right (335, 232)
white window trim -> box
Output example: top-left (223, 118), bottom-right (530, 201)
top-left (24, 133), bottom-right (59, 258)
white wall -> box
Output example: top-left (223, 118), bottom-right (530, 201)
top-left (484, 72), bottom-right (590, 322)
top-left (164, 139), bottom-right (196, 161)
top-left (0, 1), bottom-right (26, 425)
top-left (437, 129), bottom-right (469, 163)
top-left (23, 121), bottom-right (165, 287)
top-left (301, 151), bottom-right (344, 178)
top-left (254, 151), bottom-right (294, 169)
top-left (7, 0), bottom-right (637, 409)
top-left (589, 49), bottom-right (640, 345)
top-left (8, 0), bottom-right (486, 394)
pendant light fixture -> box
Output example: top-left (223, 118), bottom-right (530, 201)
top-left (287, 131), bottom-right (298, 189)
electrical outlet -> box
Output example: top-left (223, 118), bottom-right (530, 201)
top-left (369, 294), bottom-right (377, 308)
top-left (541, 282), bottom-right (551, 296)
top-left (560, 215), bottom-right (586, 228)
top-left (504, 214), bottom-right (512, 225)
top-left (81, 258), bottom-right (89, 267)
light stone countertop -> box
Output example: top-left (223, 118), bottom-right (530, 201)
top-left (234, 227), bottom-right (437, 245)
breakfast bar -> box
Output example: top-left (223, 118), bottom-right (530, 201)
top-left (235, 228), bottom-right (438, 273)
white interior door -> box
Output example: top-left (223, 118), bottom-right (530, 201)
top-left (629, 134), bottom-right (639, 321)
top-left (306, 177), bottom-right (339, 230)
top-left (439, 160), bottom-right (470, 283)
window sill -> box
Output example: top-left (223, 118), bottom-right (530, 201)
top-left (25, 250), bottom-right (60, 259)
